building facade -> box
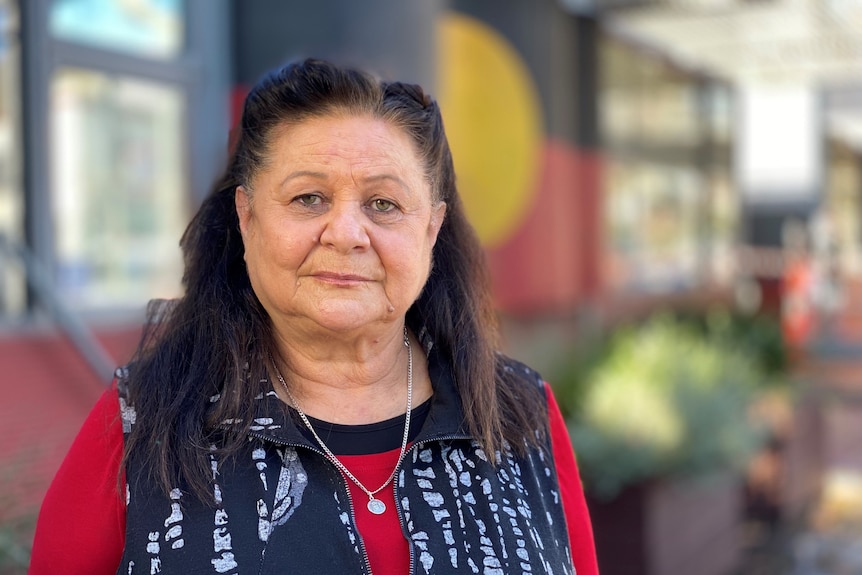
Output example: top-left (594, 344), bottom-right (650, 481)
top-left (2, 0), bottom-right (860, 542)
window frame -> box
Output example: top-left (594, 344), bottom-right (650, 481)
top-left (18, 0), bottom-right (231, 324)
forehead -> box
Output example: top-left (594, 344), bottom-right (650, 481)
top-left (268, 114), bottom-right (422, 170)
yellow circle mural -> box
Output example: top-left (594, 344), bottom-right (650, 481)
top-left (436, 12), bottom-right (544, 247)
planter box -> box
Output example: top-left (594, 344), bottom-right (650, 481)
top-left (588, 473), bottom-right (743, 575)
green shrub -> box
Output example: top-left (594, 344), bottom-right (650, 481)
top-left (674, 308), bottom-right (789, 381)
top-left (561, 313), bottom-right (772, 501)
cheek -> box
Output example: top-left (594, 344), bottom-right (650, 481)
top-left (245, 221), bottom-right (308, 278)
top-left (383, 234), bottom-right (435, 293)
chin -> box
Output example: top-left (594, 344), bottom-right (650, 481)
top-left (310, 303), bottom-right (394, 333)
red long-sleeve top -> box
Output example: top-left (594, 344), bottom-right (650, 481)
top-left (30, 384), bottom-right (598, 575)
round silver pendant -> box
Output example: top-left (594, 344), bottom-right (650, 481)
top-left (367, 498), bottom-right (386, 515)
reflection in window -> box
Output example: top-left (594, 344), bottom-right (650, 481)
top-left (0, 0), bottom-right (25, 319)
top-left (600, 34), bottom-right (738, 295)
top-left (605, 161), bottom-right (703, 292)
top-left (600, 37), bottom-right (700, 149)
top-left (51, 69), bottom-right (186, 311)
top-left (50, 0), bottom-right (183, 59)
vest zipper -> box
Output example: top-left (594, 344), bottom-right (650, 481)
top-left (393, 444), bottom-right (416, 575)
top-left (247, 432), bottom-right (375, 575)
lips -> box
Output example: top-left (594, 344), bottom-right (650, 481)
top-left (312, 272), bottom-right (372, 285)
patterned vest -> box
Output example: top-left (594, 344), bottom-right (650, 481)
top-left (117, 350), bottom-right (576, 575)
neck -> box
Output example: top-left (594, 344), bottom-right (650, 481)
top-left (272, 324), bottom-right (424, 424)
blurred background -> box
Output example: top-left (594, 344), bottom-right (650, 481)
top-left (1, 0), bottom-right (862, 573)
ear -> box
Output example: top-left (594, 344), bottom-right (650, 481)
top-left (235, 186), bottom-right (252, 237)
top-left (428, 202), bottom-right (447, 247)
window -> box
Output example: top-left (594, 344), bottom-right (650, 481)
top-left (51, 68), bottom-right (187, 310)
top-left (600, 36), bottom-right (738, 293)
top-left (16, 0), bottom-right (227, 320)
top-left (50, 0), bottom-right (184, 59)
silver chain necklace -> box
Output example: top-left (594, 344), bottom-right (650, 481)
top-left (274, 328), bottom-right (413, 515)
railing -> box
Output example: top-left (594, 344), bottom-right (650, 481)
top-left (0, 233), bottom-right (115, 382)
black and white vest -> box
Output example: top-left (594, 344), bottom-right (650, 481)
top-left (117, 349), bottom-right (576, 575)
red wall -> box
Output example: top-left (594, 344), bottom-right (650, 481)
top-left (487, 139), bottom-right (604, 316)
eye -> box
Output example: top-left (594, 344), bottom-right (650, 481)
top-left (371, 198), bottom-right (396, 212)
top-left (295, 194), bottom-right (323, 206)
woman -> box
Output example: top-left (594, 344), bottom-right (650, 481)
top-left (30, 59), bottom-right (597, 575)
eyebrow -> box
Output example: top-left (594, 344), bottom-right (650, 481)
top-left (279, 171), bottom-right (410, 192)
top-left (279, 170), bottom-right (328, 188)
top-left (360, 174), bottom-right (410, 192)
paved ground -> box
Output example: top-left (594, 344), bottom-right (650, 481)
top-left (738, 469), bottom-right (862, 575)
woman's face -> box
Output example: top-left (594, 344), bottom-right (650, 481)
top-left (236, 114), bottom-right (447, 337)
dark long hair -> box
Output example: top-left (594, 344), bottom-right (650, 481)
top-left (124, 58), bottom-right (546, 502)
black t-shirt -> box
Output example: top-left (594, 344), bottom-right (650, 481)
top-left (300, 398), bottom-right (431, 455)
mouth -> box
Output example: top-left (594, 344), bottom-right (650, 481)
top-left (311, 272), bottom-right (371, 286)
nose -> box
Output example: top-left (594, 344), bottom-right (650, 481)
top-left (318, 200), bottom-right (371, 252)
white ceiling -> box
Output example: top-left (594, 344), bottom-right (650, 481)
top-left (602, 0), bottom-right (862, 85)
